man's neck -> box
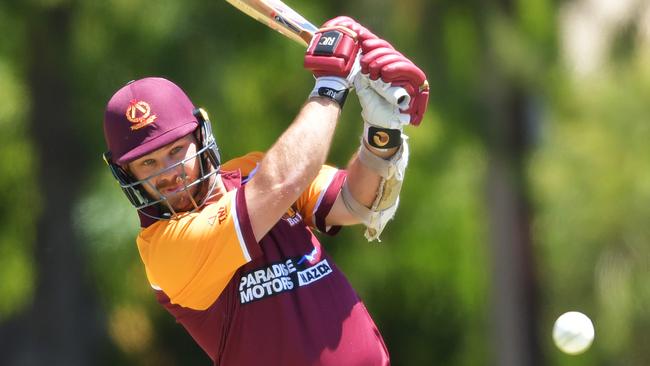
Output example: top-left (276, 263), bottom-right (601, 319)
top-left (203, 174), bottom-right (227, 205)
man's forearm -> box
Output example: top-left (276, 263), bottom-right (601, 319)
top-left (345, 142), bottom-right (398, 207)
top-left (327, 136), bottom-right (408, 240)
top-left (245, 97), bottom-right (341, 240)
top-left (255, 97), bottom-right (340, 204)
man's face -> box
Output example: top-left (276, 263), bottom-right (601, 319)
top-left (127, 133), bottom-right (202, 213)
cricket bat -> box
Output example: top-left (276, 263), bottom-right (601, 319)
top-left (225, 0), bottom-right (318, 47)
top-left (224, 0), bottom-right (411, 108)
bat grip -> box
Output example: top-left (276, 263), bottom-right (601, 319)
top-left (374, 85), bottom-right (411, 110)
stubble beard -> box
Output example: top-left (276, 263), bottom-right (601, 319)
top-left (164, 183), bottom-right (200, 213)
top-left (165, 172), bottom-right (216, 213)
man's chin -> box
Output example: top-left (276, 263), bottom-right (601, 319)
top-left (165, 192), bottom-right (199, 213)
top-left (168, 200), bottom-right (194, 213)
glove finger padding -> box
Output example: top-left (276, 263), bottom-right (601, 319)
top-left (365, 54), bottom-right (406, 81)
top-left (360, 38), bottom-right (395, 53)
top-left (378, 60), bottom-right (429, 125)
top-left (322, 16), bottom-right (378, 42)
top-left (361, 48), bottom-right (430, 126)
top-left (408, 86), bottom-right (429, 126)
top-left (381, 60), bottom-right (427, 88)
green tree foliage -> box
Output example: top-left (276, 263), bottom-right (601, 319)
top-left (0, 8), bottom-right (38, 322)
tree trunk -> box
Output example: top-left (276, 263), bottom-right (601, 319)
top-left (0, 4), bottom-right (106, 365)
top-left (484, 81), bottom-right (542, 366)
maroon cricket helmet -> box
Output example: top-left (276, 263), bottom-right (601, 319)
top-left (103, 77), bottom-right (199, 165)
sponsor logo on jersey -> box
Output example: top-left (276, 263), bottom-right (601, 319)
top-left (125, 99), bottom-right (157, 130)
top-left (297, 241), bottom-right (321, 266)
top-left (207, 205), bottom-right (228, 226)
top-left (238, 256), bottom-right (333, 305)
top-left (296, 260), bottom-right (332, 286)
top-left (217, 205), bottom-right (228, 224)
top-left (281, 207), bottom-right (302, 226)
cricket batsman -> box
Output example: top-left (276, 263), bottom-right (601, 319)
top-left (102, 16), bottom-right (428, 365)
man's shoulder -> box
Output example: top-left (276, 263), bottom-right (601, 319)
top-left (221, 151), bottom-right (264, 176)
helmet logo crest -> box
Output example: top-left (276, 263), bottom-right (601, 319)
top-left (126, 99), bottom-right (157, 130)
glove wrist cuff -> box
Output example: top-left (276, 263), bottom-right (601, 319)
top-left (310, 77), bottom-right (350, 107)
top-left (363, 121), bottom-right (402, 150)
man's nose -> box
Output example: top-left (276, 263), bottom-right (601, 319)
top-left (156, 160), bottom-right (186, 187)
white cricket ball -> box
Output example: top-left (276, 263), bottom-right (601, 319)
top-left (552, 311), bottom-right (595, 355)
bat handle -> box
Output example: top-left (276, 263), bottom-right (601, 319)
top-left (373, 85), bottom-right (411, 110)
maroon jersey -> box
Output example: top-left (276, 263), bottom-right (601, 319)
top-left (136, 153), bottom-right (390, 365)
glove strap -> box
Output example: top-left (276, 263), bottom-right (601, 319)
top-left (310, 77), bottom-right (349, 107)
top-left (363, 122), bottom-right (402, 150)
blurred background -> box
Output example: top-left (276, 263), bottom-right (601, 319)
top-left (1, 0), bottom-right (649, 365)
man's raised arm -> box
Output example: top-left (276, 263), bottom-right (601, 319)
top-left (245, 17), bottom-right (369, 242)
top-left (324, 20), bottom-right (430, 241)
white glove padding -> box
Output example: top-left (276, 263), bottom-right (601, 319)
top-left (354, 72), bottom-right (410, 130)
top-left (367, 77), bottom-right (411, 110)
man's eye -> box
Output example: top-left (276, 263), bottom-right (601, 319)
top-left (170, 146), bottom-right (183, 155)
top-left (142, 159), bottom-right (156, 166)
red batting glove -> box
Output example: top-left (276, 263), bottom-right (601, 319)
top-left (304, 17), bottom-right (374, 106)
top-left (304, 20), bottom-right (361, 81)
top-left (304, 26), bottom-right (359, 80)
top-left (304, 16), bottom-right (380, 80)
top-left (321, 16), bottom-right (378, 43)
top-left (359, 41), bottom-right (430, 126)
